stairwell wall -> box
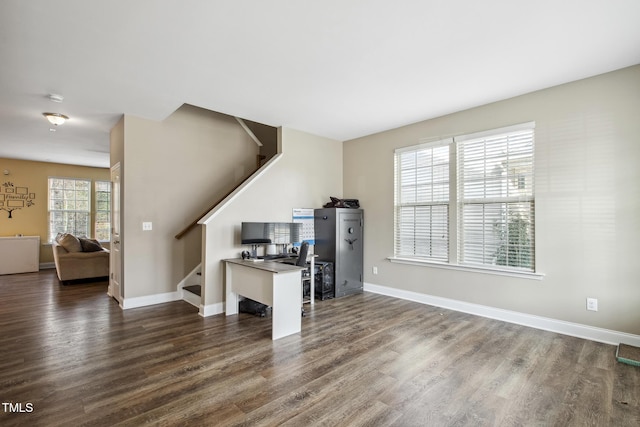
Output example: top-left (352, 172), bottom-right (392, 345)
top-left (200, 127), bottom-right (343, 312)
top-left (114, 105), bottom-right (259, 300)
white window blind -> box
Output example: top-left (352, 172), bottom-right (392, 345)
top-left (394, 139), bottom-right (451, 261)
top-left (94, 180), bottom-right (111, 241)
top-left (457, 124), bottom-right (535, 271)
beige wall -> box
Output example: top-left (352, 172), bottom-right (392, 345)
top-left (344, 65), bottom-right (640, 335)
top-left (0, 158), bottom-right (109, 264)
top-left (201, 127), bottom-right (343, 308)
top-left (117, 105), bottom-right (259, 299)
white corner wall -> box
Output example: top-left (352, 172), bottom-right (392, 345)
top-left (119, 105), bottom-right (259, 300)
top-left (200, 127), bottom-right (343, 313)
top-left (344, 65), bottom-right (640, 337)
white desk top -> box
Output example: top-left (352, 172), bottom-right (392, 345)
top-left (224, 258), bottom-right (307, 273)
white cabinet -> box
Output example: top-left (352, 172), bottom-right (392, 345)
top-left (0, 236), bottom-right (40, 275)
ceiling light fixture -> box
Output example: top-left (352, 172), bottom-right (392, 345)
top-left (43, 112), bottom-right (69, 126)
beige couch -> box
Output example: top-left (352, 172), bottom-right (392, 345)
top-left (52, 234), bottom-right (110, 282)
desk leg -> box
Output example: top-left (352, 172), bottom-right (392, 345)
top-left (310, 257), bottom-right (315, 305)
top-left (225, 262), bottom-right (239, 316)
top-left (272, 271), bottom-right (302, 340)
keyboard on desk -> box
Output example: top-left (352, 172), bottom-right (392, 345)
top-left (259, 254), bottom-right (291, 261)
top-left (268, 255), bottom-right (300, 265)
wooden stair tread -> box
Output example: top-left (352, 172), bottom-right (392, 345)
top-left (183, 285), bottom-right (201, 297)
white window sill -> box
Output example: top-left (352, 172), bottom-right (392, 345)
top-left (388, 257), bottom-right (545, 280)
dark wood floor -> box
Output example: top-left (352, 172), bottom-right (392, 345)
top-left (0, 270), bottom-right (638, 426)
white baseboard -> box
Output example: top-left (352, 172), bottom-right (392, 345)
top-left (121, 291), bottom-right (180, 310)
top-left (182, 290), bottom-right (201, 308)
top-left (364, 282), bottom-right (640, 347)
top-left (39, 262), bottom-right (55, 270)
top-left (200, 302), bottom-right (224, 317)
top-left (106, 266), bottom-right (203, 311)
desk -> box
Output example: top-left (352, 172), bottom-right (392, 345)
top-left (224, 258), bottom-right (306, 340)
top-left (275, 255), bottom-right (316, 306)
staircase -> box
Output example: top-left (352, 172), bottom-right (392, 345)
top-left (183, 284), bottom-right (201, 297)
top-left (174, 117), bottom-right (278, 311)
top-left (178, 264), bottom-right (202, 308)
top-left (174, 118), bottom-right (277, 240)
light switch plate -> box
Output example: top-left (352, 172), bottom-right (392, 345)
top-left (142, 222), bottom-right (153, 231)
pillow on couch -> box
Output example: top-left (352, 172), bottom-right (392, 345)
top-left (79, 237), bottom-right (104, 252)
top-left (56, 233), bottom-right (83, 253)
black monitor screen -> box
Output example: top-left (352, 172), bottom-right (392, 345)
top-left (241, 222), bottom-right (272, 244)
top-left (241, 222), bottom-right (302, 245)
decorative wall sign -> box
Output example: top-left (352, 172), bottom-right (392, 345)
top-left (1, 182), bottom-right (35, 218)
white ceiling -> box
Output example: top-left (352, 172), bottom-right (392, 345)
top-left (1, 0), bottom-right (639, 168)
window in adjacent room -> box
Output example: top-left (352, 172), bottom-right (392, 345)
top-left (393, 122), bottom-right (535, 273)
top-left (94, 180), bottom-right (111, 241)
top-left (48, 177), bottom-right (91, 242)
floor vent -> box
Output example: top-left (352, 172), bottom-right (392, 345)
top-left (616, 343), bottom-right (640, 367)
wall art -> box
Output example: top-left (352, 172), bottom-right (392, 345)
top-left (1, 182), bottom-right (35, 218)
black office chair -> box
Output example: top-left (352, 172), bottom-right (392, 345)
top-left (296, 241), bottom-right (309, 267)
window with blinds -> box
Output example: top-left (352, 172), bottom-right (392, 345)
top-left (394, 139), bottom-right (452, 261)
top-left (457, 124), bottom-right (535, 271)
top-left (48, 178), bottom-right (91, 242)
top-left (95, 180), bottom-right (111, 241)
top-left (393, 122), bottom-right (535, 273)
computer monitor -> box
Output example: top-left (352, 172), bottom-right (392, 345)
top-left (241, 222), bottom-right (272, 245)
top-left (241, 222), bottom-right (302, 257)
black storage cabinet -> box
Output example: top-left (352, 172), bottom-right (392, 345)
top-left (314, 208), bottom-right (363, 298)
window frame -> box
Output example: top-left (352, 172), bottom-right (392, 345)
top-left (391, 122), bottom-right (542, 279)
top-left (48, 177), bottom-right (111, 243)
top-left (394, 138), bottom-right (453, 262)
top-left (94, 180), bottom-right (111, 242)
top-left (48, 177), bottom-right (92, 242)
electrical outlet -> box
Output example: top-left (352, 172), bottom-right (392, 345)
top-left (142, 222), bottom-right (153, 231)
top-left (586, 297), bottom-right (598, 312)
top-left (373, 266), bottom-right (378, 275)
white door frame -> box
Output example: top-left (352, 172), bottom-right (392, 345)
top-left (108, 162), bottom-right (123, 306)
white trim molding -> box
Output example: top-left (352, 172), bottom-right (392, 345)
top-left (198, 154), bottom-right (282, 225)
top-left (176, 263), bottom-right (201, 292)
top-left (364, 282), bottom-right (640, 347)
top-left (121, 291), bottom-right (180, 310)
top-left (389, 257), bottom-right (544, 280)
top-left (235, 117), bottom-right (263, 147)
top-left (177, 263), bottom-right (202, 309)
top-left (182, 290), bottom-right (200, 309)
top-left (200, 302), bottom-right (224, 317)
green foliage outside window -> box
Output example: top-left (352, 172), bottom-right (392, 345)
top-left (493, 208), bottom-right (533, 269)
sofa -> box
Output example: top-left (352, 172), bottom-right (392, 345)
top-left (52, 233), bottom-right (110, 282)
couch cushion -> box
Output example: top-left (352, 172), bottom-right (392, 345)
top-left (57, 233), bottom-right (83, 253)
top-left (79, 237), bottom-right (103, 252)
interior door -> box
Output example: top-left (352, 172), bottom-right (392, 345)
top-left (109, 162), bottom-right (122, 305)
